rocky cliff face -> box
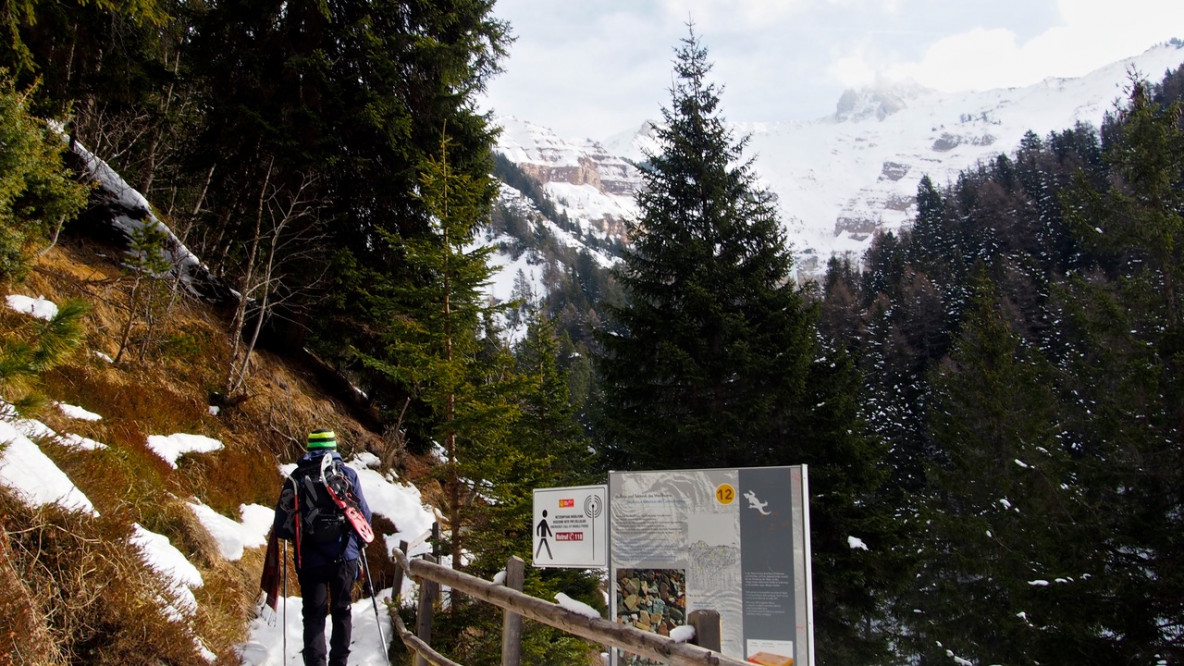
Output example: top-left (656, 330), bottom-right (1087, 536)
top-left (496, 118), bottom-right (640, 244)
top-left (516, 153), bottom-right (635, 197)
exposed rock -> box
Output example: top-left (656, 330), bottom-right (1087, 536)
top-left (883, 193), bottom-right (915, 212)
top-left (835, 215), bottom-right (880, 237)
top-left (879, 161), bottom-right (910, 182)
top-left (932, 132), bottom-right (997, 152)
top-left (931, 133), bottom-right (961, 152)
top-left (834, 82), bottom-right (929, 122)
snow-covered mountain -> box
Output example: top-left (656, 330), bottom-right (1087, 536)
top-left (490, 41), bottom-right (1184, 285)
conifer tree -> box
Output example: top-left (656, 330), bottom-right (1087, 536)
top-left (187, 0), bottom-right (509, 413)
top-left (356, 132), bottom-right (508, 569)
top-left (596, 28), bottom-right (897, 665)
top-left (0, 75), bottom-right (89, 280)
top-left (910, 276), bottom-right (1104, 664)
top-left (596, 27), bottom-right (813, 470)
top-left (1057, 77), bottom-right (1184, 660)
top-left (0, 298), bottom-right (89, 413)
top-left (446, 313), bottom-right (601, 666)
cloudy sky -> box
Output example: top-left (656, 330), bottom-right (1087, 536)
top-left (479, 0), bottom-right (1184, 141)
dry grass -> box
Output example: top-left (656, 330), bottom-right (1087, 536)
top-left (2, 240), bottom-right (440, 663)
top-left (0, 526), bottom-right (61, 666)
top-left (0, 487), bottom-right (206, 665)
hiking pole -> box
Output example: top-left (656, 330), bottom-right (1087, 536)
top-left (360, 549), bottom-right (388, 657)
top-left (282, 539), bottom-right (288, 664)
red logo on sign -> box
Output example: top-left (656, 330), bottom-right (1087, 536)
top-left (558, 499), bottom-right (575, 508)
top-left (556, 532), bottom-right (584, 542)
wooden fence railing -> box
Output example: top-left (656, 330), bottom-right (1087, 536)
top-left (388, 545), bottom-right (751, 666)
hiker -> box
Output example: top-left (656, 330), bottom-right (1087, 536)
top-left (273, 428), bottom-right (374, 666)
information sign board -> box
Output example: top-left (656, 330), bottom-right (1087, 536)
top-left (532, 484), bottom-right (608, 568)
top-left (609, 466), bottom-right (813, 666)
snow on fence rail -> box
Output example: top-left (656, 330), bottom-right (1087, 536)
top-left (390, 546), bottom-right (749, 666)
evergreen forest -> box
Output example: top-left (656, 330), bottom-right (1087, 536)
top-left (0, 1), bottom-right (1182, 664)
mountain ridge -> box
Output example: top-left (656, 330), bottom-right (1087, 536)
top-left (487, 40), bottom-right (1184, 291)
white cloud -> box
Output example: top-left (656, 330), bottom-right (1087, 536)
top-left (484, 0), bottom-right (1181, 139)
top-left (895, 27), bottom-right (1026, 90)
top-left (831, 2), bottom-right (1184, 93)
top-left (830, 50), bottom-right (890, 88)
top-left (657, 0), bottom-right (812, 29)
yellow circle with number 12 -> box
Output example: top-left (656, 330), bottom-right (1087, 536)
top-left (715, 483), bottom-right (736, 505)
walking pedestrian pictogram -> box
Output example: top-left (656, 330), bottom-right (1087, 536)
top-left (535, 509), bottom-right (553, 559)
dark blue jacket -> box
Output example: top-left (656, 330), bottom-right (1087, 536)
top-left (272, 450), bottom-right (373, 570)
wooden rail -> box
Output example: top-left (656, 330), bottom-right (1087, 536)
top-left (388, 547), bottom-right (751, 666)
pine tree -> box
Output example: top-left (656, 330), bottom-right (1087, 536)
top-left (446, 313), bottom-right (601, 666)
top-left (187, 0), bottom-right (509, 410)
top-left (0, 75), bottom-right (89, 280)
top-left (0, 298), bottom-right (89, 413)
top-left (0, 0), bottom-right (169, 94)
top-left (596, 27), bottom-right (814, 470)
top-left (909, 276), bottom-right (1107, 664)
top-left (596, 28), bottom-right (897, 665)
top-left (1056, 76), bottom-right (1184, 661)
top-left (906, 175), bottom-right (945, 273)
top-left (355, 131), bottom-right (509, 569)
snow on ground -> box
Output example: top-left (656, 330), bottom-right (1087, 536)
top-left (58, 431), bottom-right (107, 450)
top-left (6, 293), bottom-right (59, 320)
top-left (0, 400), bottom-right (97, 515)
top-left (146, 432), bottom-right (224, 468)
top-left (57, 401), bottom-right (102, 421)
top-left (130, 522), bottom-right (204, 618)
top-left (245, 452), bottom-right (437, 663)
top-left (239, 589), bottom-right (395, 666)
top-left (189, 501), bottom-right (273, 561)
top-left (1, 391), bottom-right (436, 664)
top-left (352, 468), bottom-right (438, 553)
top-left (129, 522), bottom-right (219, 661)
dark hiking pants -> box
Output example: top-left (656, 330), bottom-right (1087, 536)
top-left (298, 558), bottom-right (358, 666)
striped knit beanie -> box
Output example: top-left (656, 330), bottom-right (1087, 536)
top-left (307, 429), bottom-right (337, 450)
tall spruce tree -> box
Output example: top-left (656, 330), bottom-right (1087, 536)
top-left (596, 28), bottom-right (896, 665)
top-left (1057, 77), bottom-right (1184, 661)
top-left (440, 313), bottom-right (601, 666)
top-left (355, 132), bottom-right (511, 570)
top-left (187, 0), bottom-right (509, 421)
top-left (910, 275), bottom-right (1105, 664)
top-left (596, 28), bottom-right (813, 470)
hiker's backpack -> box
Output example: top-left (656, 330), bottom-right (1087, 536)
top-left (289, 457), bottom-right (349, 545)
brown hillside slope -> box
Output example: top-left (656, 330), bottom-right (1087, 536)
top-left (1, 237), bottom-right (440, 663)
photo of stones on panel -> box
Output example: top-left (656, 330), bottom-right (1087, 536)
top-left (615, 568), bottom-right (688, 666)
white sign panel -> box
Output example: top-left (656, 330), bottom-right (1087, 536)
top-left (609, 466), bottom-right (813, 666)
top-left (532, 485), bottom-right (608, 568)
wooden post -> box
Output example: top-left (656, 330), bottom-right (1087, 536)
top-left (688, 610), bottom-right (722, 652)
top-left (391, 540), bottom-right (408, 605)
top-left (415, 554), bottom-right (439, 666)
top-left (501, 556), bottom-right (525, 666)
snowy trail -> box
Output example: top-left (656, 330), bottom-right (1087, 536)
top-left (240, 589), bottom-right (396, 665)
